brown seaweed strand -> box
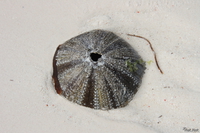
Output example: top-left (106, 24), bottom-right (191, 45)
top-left (127, 34), bottom-right (163, 74)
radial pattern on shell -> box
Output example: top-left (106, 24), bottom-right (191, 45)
top-left (52, 29), bottom-right (146, 110)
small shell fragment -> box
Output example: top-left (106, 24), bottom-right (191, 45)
top-left (52, 29), bottom-right (146, 110)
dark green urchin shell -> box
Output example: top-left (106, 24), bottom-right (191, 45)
top-left (52, 29), bottom-right (146, 110)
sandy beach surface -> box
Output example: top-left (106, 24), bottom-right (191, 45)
top-left (0, 0), bottom-right (200, 133)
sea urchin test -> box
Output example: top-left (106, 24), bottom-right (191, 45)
top-left (52, 29), bottom-right (146, 110)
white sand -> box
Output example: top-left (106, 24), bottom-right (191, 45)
top-left (1, 0), bottom-right (200, 133)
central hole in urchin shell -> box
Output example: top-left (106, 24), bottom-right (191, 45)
top-left (90, 53), bottom-right (102, 62)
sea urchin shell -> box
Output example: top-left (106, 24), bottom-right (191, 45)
top-left (52, 29), bottom-right (146, 110)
